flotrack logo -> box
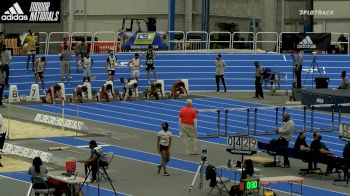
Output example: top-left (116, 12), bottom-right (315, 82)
top-left (1, 2), bottom-right (28, 21)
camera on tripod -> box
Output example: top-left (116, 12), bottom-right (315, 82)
top-left (201, 146), bottom-right (208, 161)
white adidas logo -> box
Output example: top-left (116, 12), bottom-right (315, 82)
top-left (1, 2), bottom-right (28, 21)
top-left (297, 36), bottom-right (316, 49)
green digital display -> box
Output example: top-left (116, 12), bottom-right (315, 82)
top-left (244, 179), bottom-right (259, 191)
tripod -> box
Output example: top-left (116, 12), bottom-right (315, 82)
top-left (79, 159), bottom-right (118, 196)
top-left (189, 157), bottom-right (207, 192)
top-left (303, 54), bottom-right (322, 89)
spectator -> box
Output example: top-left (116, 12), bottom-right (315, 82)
top-left (342, 142), bottom-right (350, 179)
top-left (143, 45), bottom-right (157, 84)
top-left (293, 132), bottom-right (312, 169)
top-left (1, 44), bottom-right (11, 87)
top-left (82, 53), bottom-right (93, 83)
top-left (79, 140), bottom-right (108, 182)
top-left (253, 61), bottom-right (264, 99)
top-left (171, 80), bottom-right (188, 99)
top-left (75, 40), bottom-right (87, 73)
top-left (105, 49), bottom-right (120, 82)
top-left (46, 84), bottom-right (64, 104)
top-left (338, 70), bottom-right (349, 90)
top-left (24, 29), bottom-right (37, 72)
top-left (128, 53), bottom-right (141, 81)
top-left (274, 112), bottom-right (294, 167)
top-left (179, 99), bottom-right (197, 156)
top-left (34, 57), bottom-right (46, 94)
top-left (157, 122), bottom-right (172, 176)
top-left (215, 54), bottom-right (227, 92)
top-left (60, 45), bottom-right (70, 83)
top-left (99, 84), bottom-right (115, 102)
top-left (310, 132), bottom-right (335, 173)
top-left (73, 85), bottom-right (88, 103)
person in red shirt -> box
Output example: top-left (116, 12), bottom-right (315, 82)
top-left (179, 99), bottom-right (197, 155)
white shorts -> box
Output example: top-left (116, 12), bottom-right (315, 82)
top-left (83, 69), bottom-right (91, 77)
top-left (132, 70), bottom-right (140, 78)
top-left (28, 50), bottom-right (36, 55)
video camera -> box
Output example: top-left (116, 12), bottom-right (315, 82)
top-left (201, 146), bottom-right (207, 161)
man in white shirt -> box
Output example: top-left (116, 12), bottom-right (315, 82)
top-left (105, 49), bottom-right (120, 82)
top-left (274, 112), bottom-right (294, 167)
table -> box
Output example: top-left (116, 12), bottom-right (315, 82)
top-left (219, 165), bottom-right (261, 181)
top-left (48, 174), bottom-right (90, 196)
top-left (260, 176), bottom-right (304, 195)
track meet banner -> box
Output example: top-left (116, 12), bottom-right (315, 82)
top-left (281, 33), bottom-right (331, 51)
top-left (0, 0), bottom-right (60, 23)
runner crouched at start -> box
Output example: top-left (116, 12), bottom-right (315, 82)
top-left (73, 84), bottom-right (88, 103)
top-left (99, 84), bottom-right (116, 102)
top-left (46, 84), bottom-right (64, 104)
top-left (143, 82), bottom-right (162, 100)
top-left (171, 80), bottom-right (188, 99)
top-left (123, 79), bottom-right (138, 101)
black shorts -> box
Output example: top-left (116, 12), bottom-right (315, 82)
top-left (159, 144), bottom-right (169, 151)
top-left (36, 72), bottom-right (44, 79)
top-left (108, 70), bottom-right (115, 76)
top-left (76, 91), bottom-right (83, 97)
top-left (146, 63), bottom-right (155, 71)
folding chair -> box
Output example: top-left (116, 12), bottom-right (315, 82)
top-left (98, 152), bottom-right (114, 181)
top-left (31, 176), bottom-right (56, 196)
top-left (206, 164), bottom-right (230, 195)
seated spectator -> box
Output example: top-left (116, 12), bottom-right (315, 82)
top-left (144, 82), bottom-right (162, 100)
top-left (73, 85), bottom-right (88, 103)
top-left (293, 132), bottom-right (312, 169)
top-left (338, 71), bottom-right (349, 90)
top-left (229, 159), bottom-right (255, 196)
top-left (45, 84), bottom-right (64, 104)
top-left (123, 79), bottom-right (138, 101)
top-left (99, 84), bottom-right (115, 102)
top-left (310, 132), bottom-right (335, 173)
top-left (342, 142), bottom-right (350, 179)
top-left (171, 80), bottom-right (188, 99)
top-left (272, 112), bottom-right (294, 168)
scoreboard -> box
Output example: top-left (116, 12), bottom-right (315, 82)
top-left (227, 136), bottom-right (258, 155)
top-left (339, 123), bottom-right (350, 141)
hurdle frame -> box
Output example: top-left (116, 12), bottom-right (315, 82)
top-left (224, 108), bottom-right (250, 137)
top-left (196, 109), bottom-right (220, 138)
top-left (282, 105), bottom-right (307, 132)
top-left (310, 104), bottom-right (336, 132)
top-left (338, 103), bottom-right (350, 129)
top-left (253, 106), bottom-right (279, 135)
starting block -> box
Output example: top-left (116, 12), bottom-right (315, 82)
top-left (26, 84), bottom-right (41, 102)
top-left (58, 83), bottom-right (66, 101)
top-left (181, 79), bottom-right (190, 95)
top-left (9, 85), bottom-right (20, 103)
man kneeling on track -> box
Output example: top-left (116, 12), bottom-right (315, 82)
top-left (144, 82), bottom-right (162, 100)
top-left (99, 84), bottom-right (115, 102)
top-left (171, 80), bottom-right (188, 99)
top-left (46, 84), bottom-right (64, 104)
top-left (73, 84), bottom-right (88, 103)
top-left (123, 79), bottom-right (138, 101)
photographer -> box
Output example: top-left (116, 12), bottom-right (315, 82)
top-left (79, 140), bottom-right (107, 182)
top-left (294, 50), bottom-right (303, 88)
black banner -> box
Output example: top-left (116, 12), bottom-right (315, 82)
top-left (282, 33), bottom-right (331, 51)
top-left (0, 0), bottom-right (60, 23)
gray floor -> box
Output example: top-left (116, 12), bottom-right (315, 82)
top-left (0, 91), bottom-right (349, 196)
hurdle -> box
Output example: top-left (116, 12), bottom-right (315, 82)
top-left (253, 106), bottom-right (279, 135)
top-left (196, 109), bottom-right (220, 138)
top-left (310, 104), bottom-right (336, 132)
top-left (282, 105), bottom-right (307, 132)
top-left (338, 103), bottom-right (350, 128)
top-left (224, 107), bottom-right (251, 137)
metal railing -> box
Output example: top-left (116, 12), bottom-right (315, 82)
top-left (47, 32), bottom-right (70, 54)
top-left (232, 32), bottom-right (255, 50)
top-left (168, 31), bottom-right (185, 51)
top-left (38, 32), bottom-right (48, 55)
top-left (209, 31), bottom-right (231, 49)
top-left (255, 32), bottom-right (278, 52)
top-left (69, 32), bottom-right (93, 53)
top-left (185, 31), bottom-right (208, 50)
top-left (91, 31), bottom-right (117, 54)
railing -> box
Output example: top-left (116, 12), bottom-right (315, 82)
top-left (38, 32), bottom-right (48, 55)
top-left (29, 31), bottom-right (350, 55)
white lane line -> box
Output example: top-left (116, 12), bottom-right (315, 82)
top-left (283, 54), bottom-right (286, 61)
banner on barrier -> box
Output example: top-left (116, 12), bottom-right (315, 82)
top-left (0, 0), bottom-right (61, 23)
top-left (281, 33), bottom-right (331, 50)
top-left (2, 143), bottom-right (54, 162)
top-left (34, 113), bottom-right (88, 131)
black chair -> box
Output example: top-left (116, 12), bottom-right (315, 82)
top-left (206, 164), bottom-right (230, 195)
top-left (30, 176), bottom-right (55, 196)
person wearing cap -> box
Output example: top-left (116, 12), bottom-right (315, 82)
top-left (179, 99), bottom-right (198, 156)
top-left (338, 70), bottom-right (349, 89)
top-left (143, 45), bottom-right (157, 84)
top-left (215, 54), bottom-right (227, 92)
top-left (253, 61), bottom-right (264, 99)
top-left (157, 122), bottom-right (172, 176)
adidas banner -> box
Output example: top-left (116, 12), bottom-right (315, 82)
top-left (0, 0), bottom-right (60, 23)
top-left (281, 33), bottom-right (331, 51)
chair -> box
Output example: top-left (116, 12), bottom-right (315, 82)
top-left (206, 164), bottom-right (230, 195)
top-left (31, 176), bottom-right (55, 196)
top-left (98, 152), bottom-right (114, 181)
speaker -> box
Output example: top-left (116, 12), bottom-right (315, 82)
top-left (315, 77), bottom-right (329, 89)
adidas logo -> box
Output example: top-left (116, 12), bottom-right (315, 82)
top-left (297, 36), bottom-right (316, 49)
top-left (1, 2), bottom-right (28, 21)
